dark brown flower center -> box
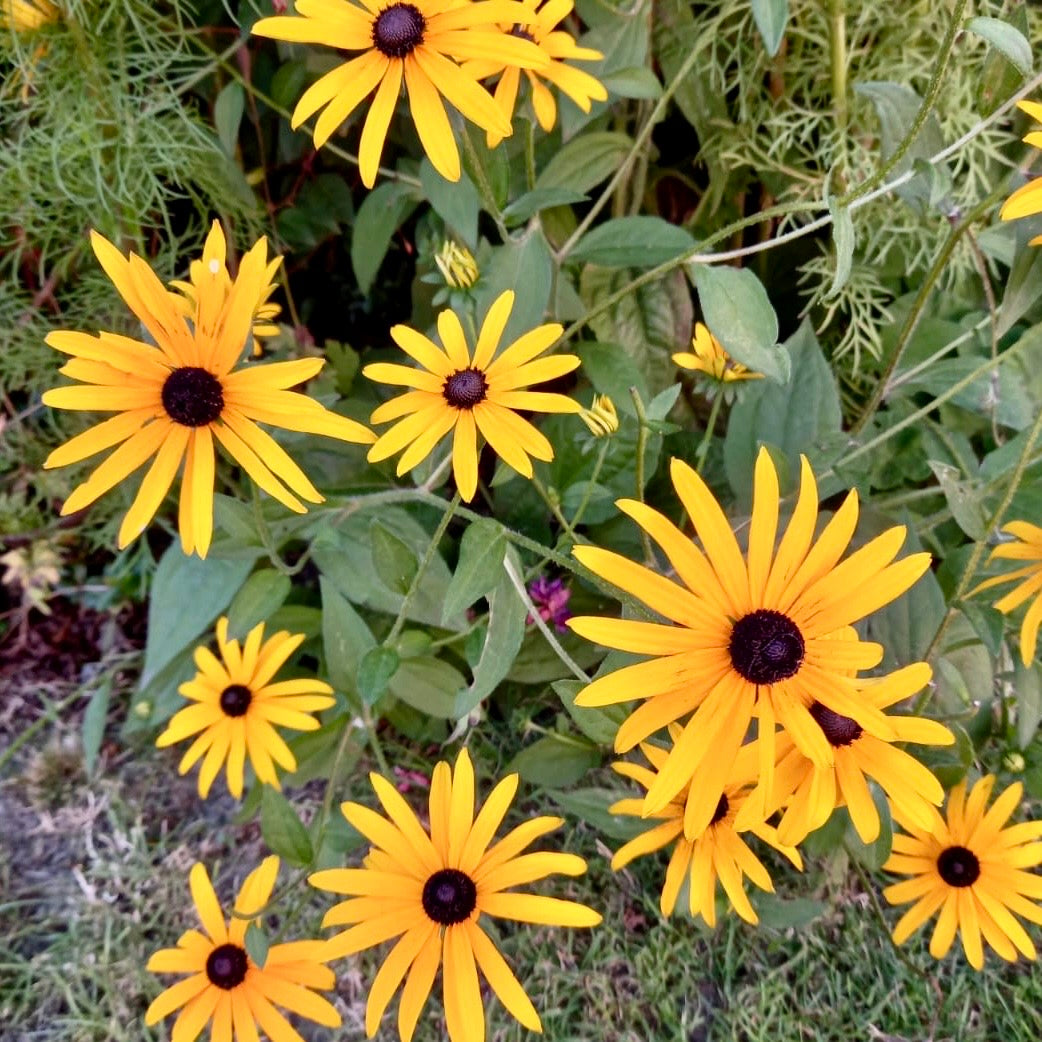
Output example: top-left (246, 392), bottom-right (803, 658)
top-left (936, 845), bottom-right (980, 888)
top-left (710, 794), bottom-right (729, 826)
top-left (729, 609), bottom-right (805, 685)
top-left (421, 868), bottom-right (477, 925)
top-left (509, 23), bottom-right (535, 41)
top-left (442, 367), bottom-right (488, 409)
top-left (219, 683), bottom-right (253, 718)
top-left (205, 943), bottom-right (249, 989)
top-left (372, 3), bottom-right (426, 57)
top-left (808, 701), bottom-right (863, 747)
top-left (161, 366), bottom-right (224, 427)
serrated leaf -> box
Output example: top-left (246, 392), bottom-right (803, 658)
top-left (443, 519), bottom-right (507, 620)
top-left (750, 0), bottom-right (788, 57)
top-left (214, 82), bottom-right (244, 156)
top-left (320, 578), bottom-right (375, 696)
top-left (571, 216), bottom-right (696, 268)
top-left (966, 15), bottom-right (1032, 75)
top-left (261, 788), bottom-right (313, 867)
top-left (226, 570), bottom-right (292, 641)
top-left (692, 265), bottom-right (787, 383)
top-left (358, 646), bottom-right (400, 706)
top-left (370, 520), bottom-right (419, 595)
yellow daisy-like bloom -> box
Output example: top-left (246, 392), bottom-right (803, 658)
top-left (1000, 100), bottom-right (1042, 245)
top-left (611, 731), bottom-right (802, 924)
top-left (364, 290), bottom-right (581, 501)
top-left (462, 0), bottom-right (607, 149)
top-left (578, 393), bottom-right (618, 438)
top-left (251, 0), bottom-right (549, 188)
top-left (758, 661), bottom-right (953, 845)
top-left (170, 221), bottom-right (284, 356)
top-left (434, 240), bottom-right (480, 290)
top-left (309, 747), bottom-right (601, 1042)
top-left (146, 857), bottom-right (341, 1042)
top-left (972, 521), bottom-right (1042, 665)
top-left (41, 231), bottom-right (374, 558)
top-left (883, 776), bottom-right (1042, 969)
top-left (1, 0), bottom-right (58, 31)
top-left (568, 447), bottom-right (931, 839)
top-left (672, 322), bottom-right (763, 385)
top-left (155, 617), bottom-right (335, 799)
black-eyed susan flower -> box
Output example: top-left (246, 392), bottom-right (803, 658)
top-left (578, 393), bottom-right (618, 437)
top-left (309, 747), bottom-right (601, 1042)
top-left (146, 857), bottom-right (341, 1042)
top-left (972, 521), bottom-right (1042, 665)
top-left (611, 731), bottom-right (801, 923)
top-left (673, 322), bottom-right (763, 387)
top-left (251, 0), bottom-right (549, 188)
top-left (884, 776), bottom-right (1042, 969)
top-left (434, 240), bottom-right (479, 291)
top-left (462, 0), bottom-right (607, 148)
top-left (1, 0), bottom-right (58, 31)
top-left (755, 661), bottom-right (953, 845)
top-left (364, 290), bottom-right (581, 501)
top-left (170, 220), bottom-right (283, 356)
top-left (156, 617), bottom-right (335, 799)
top-left (568, 447), bottom-right (931, 839)
top-left (1000, 100), bottom-right (1042, 243)
top-left (42, 231), bottom-right (374, 558)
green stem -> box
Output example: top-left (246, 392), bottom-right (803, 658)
top-left (568, 438), bottom-right (612, 531)
top-left (829, 0), bottom-right (848, 148)
top-left (523, 119), bottom-right (537, 193)
top-left (630, 387), bottom-right (655, 566)
top-left (531, 474), bottom-right (579, 545)
top-left (695, 393), bottom-right (725, 474)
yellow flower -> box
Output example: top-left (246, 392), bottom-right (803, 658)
top-left (170, 221), bottom-right (284, 356)
top-left (156, 617), bottom-right (335, 799)
top-left (568, 448), bottom-right (931, 839)
top-left (757, 661), bottom-right (953, 845)
top-left (145, 858), bottom-right (341, 1042)
top-left (578, 393), bottom-right (618, 437)
top-left (972, 521), bottom-right (1042, 664)
top-left (309, 748), bottom-right (601, 1042)
top-left (1, 0), bottom-right (59, 31)
top-left (884, 776), bottom-right (1042, 969)
top-left (611, 731), bottom-right (801, 924)
top-left (252, 0), bottom-right (549, 187)
top-left (673, 322), bottom-right (763, 384)
top-left (42, 231), bottom-right (374, 558)
top-left (462, 0), bottom-right (607, 148)
top-left (434, 240), bottom-right (479, 289)
top-left (1000, 100), bottom-right (1042, 244)
top-left (364, 290), bottom-right (581, 501)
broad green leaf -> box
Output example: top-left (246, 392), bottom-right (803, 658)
top-left (420, 159), bottom-right (480, 249)
top-left (576, 341), bottom-right (650, 415)
top-left (546, 787), bottom-right (646, 841)
top-left (505, 626), bottom-right (605, 684)
top-left (358, 646), bottom-right (401, 706)
top-left (751, 0), bottom-right (788, 57)
top-left (934, 616), bottom-right (992, 717)
top-left (692, 265), bottom-right (786, 383)
top-left (599, 66), bottom-right (662, 99)
top-left (320, 578), bottom-right (375, 695)
top-left (226, 569), bottom-right (292, 640)
top-left (81, 676), bottom-right (111, 774)
top-left (141, 547), bottom-right (254, 688)
top-left (244, 923), bottom-right (269, 970)
top-left (1016, 660), bottom-right (1042, 750)
top-left (443, 519), bottom-right (507, 620)
top-left (826, 200), bottom-right (855, 299)
top-left (276, 174), bottom-right (356, 252)
top-left (460, 129), bottom-right (509, 210)
top-left (536, 132), bottom-right (633, 194)
top-left (926, 461), bottom-right (988, 540)
top-left (966, 15), bottom-right (1032, 75)
top-left (269, 61), bottom-right (309, 112)
top-left (474, 226), bottom-right (553, 347)
top-left (370, 520), bottom-right (419, 595)
top-left (553, 679), bottom-right (626, 745)
top-left (214, 82), bottom-right (244, 157)
top-left (507, 735), bottom-right (601, 788)
top-left (843, 790), bottom-right (893, 871)
top-left (351, 180), bottom-right (422, 296)
top-left (261, 788), bottom-right (313, 867)
top-left (502, 187), bottom-right (589, 226)
top-left (571, 216), bottom-right (696, 268)
top-left (755, 895), bottom-right (828, 930)
top-left (388, 657), bottom-right (468, 719)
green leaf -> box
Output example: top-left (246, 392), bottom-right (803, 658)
top-left (507, 735), bottom-right (601, 788)
top-left (460, 129), bottom-right (509, 210)
top-left (502, 188), bottom-right (589, 226)
top-left (571, 216), bottom-right (696, 268)
top-left (473, 226), bottom-right (554, 348)
top-left (276, 174), bottom-right (356, 252)
top-left (692, 265), bottom-right (786, 383)
top-left (966, 15), bottom-right (1032, 75)
top-left (388, 657), bottom-right (468, 719)
top-left (1016, 660), bottom-right (1042, 750)
top-left (244, 923), bottom-right (269, 970)
top-left (722, 321), bottom-right (840, 503)
top-left (269, 61), bottom-right (309, 112)
top-left (81, 676), bottom-right (111, 774)
top-left (750, 0), bottom-right (788, 57)
top-left (214, 82), bottom-right (245, 157)
top-left (599, 66), bottom-right (662, 99)
top-left (755, 895), bottom-right (827, 930)
top-left (843, 792), bottom-right (893, 871)
top-left (141, 548), bottom-right (254, 688)
top-left (226, 570), bottom-right (292, 641)
top-left (320, 578), bottom-right (375, 696)
top-left (536, 132), bottom-right (633, 194)
top-left (443, 519), bottom-right (507, 620)
top-left (934, 616), bottom-right (992, 718)
top-left (546, 787), bottom-right (646, 841)
top-left (420, 159), bottom-right (481, 249)
top-left (351, 180), bottom-right (422, 296)
top-left (926, 461), bottom-right (988, 540)
top-left (261, 788), bottom-right (313, 867)
top-left (553, 679), bottom-right (626, 745)
top-left (826, 200), bottom-right (855, 299)
top-left (575, 341), bottom-right (649, 415)
top-left (370, 520), bottom-right (419, 595)
top-left (358, 646), bottom-right (401, 706)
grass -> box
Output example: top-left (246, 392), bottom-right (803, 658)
top-left (5, 688), bottom-right (1042, 1042)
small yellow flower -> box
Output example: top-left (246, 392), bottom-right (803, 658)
top-left (146, 858), bottom-right (341, 1042)
top-left (1000, 100), bottom-right (1042, 245)
top-left (434, 240), bottom-right (479, 289)
top-left (673, 322), bottom-right (763, 385)
top-left (973, 521), bottom-right (1042, 664)
top-left (1, 0), bottom-right (59, 32)
top-left (578, 394), bottom-right (618, 437)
